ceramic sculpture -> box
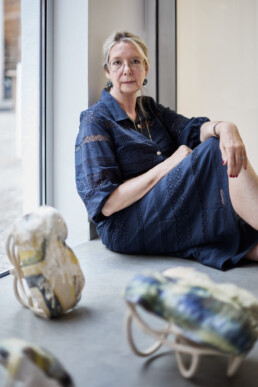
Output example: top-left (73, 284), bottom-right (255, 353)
top-left (124, 266), bottom-right (258, 378)
top-left (6, 206), bottom-right (85, 319)
top-left (0, 338), bottom-right (74, 386)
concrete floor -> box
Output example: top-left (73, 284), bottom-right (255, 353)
top-left (0, 239), bottom-right (258, 386)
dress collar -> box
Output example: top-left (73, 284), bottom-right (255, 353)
top-left (100, 88), bottom-right (137, 122)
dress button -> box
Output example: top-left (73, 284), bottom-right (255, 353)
top-left (157, 150), bottom-right (161, 156)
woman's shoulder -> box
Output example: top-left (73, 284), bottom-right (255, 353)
top-left (140, 95), bottom-right (157, 110)
top-left (140, 95), bottom-right (173, 115)
top-left (80, 99), bottom-right (111, 123)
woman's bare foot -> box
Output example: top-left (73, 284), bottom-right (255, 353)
top-left (245, 243), bottom-right (258, 261)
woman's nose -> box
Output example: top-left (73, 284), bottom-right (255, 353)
top-left (123, 62), bottom-right (132, 74)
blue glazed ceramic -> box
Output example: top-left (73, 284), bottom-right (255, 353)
top-left (124, 267), bottom-right (258, 355)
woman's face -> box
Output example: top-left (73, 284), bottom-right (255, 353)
top-left (105, 41), bottom-right (148, 99)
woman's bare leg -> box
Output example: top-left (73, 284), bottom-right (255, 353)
top-left (245, 243), bottom-right (258, 261)
top-left (228, 161), bottom-right (258, 230)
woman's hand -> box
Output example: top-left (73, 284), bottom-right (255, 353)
top-left (218, 122), bottom-right (248, 177)
top-left (200, 121), bottom-right (248, 177)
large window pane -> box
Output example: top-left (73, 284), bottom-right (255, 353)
top-left (0, 0), bottom-right (22, 274)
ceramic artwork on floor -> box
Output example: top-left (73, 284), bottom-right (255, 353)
top-left (5, 206), bottom-right (85, 319)
top-left (124, 266), bottom-right (258, 378)
top-left (0, 338), bottom-right (74, 386)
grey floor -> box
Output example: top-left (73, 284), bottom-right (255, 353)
top-left (0, 239), bottom-right (258, 386)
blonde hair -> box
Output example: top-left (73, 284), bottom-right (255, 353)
top-left (103, 31), bottom-right (150, 72)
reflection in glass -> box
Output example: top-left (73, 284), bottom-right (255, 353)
top-left (0, 0), bottom-right (22, 273)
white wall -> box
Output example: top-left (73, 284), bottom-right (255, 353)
top-left (88, 0), bottom-right (153, 106)
top-left (177, 0), bottom-right (258, 171)
top-left (21, 0), bottom-right (40, 213)
top-left (52, 0), bottom-right (88, 247)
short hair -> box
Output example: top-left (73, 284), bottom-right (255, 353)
top-left (103, 31), bottom-right (150, 72)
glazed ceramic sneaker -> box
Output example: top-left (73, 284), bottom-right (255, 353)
top-left (6, 206), bottom-right (85, 319)
top-left (0, 337), bottom-right (74, 386)
top-left (124, 267), bottom-right (258, 378)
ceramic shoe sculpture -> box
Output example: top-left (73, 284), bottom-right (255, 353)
top-left (6, 206), bottom-right (85, 319)
top-left (0, 338), bottom-right (74, 386)
top-left (124, 266), bottom-right (258, 378)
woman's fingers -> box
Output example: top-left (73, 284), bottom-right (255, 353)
top-left (216, 122), bottom-right (248, 178)
top-left (239, 150), bottom-right (248, 171)
top-left (221, 143), bottom-right (247, 177)
top-left (227, 147), bottom-right (237, 177)
top-left (220, 145), bottom-right (227, 167)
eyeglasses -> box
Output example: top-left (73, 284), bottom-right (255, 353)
top-left (109, 57), bottom-right (144, 72)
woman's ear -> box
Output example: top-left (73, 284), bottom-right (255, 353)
top-left (145, 64), bottom-right (149, 78)
top-left (105, 68), bottom-right (111, 80)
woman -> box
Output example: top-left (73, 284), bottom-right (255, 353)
top-left (75, 31), bottom-right (258, 270)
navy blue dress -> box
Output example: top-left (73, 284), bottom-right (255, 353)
top-left (75, 89), bottom-right (258, 270)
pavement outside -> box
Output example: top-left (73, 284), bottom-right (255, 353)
top-left (0, 101), bottom-right (23, 274)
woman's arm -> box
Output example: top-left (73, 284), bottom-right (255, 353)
top-left (200, 120), bottom-right (248, 177)
top-left (102, 145), bottom-right (192, 217)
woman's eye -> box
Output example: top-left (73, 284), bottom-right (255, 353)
top-left (131, 58), bottom-right (141, 64)
top-left (112, 60), bottom-right (121, 66)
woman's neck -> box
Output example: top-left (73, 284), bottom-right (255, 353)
top-left (110, 90), bottom-right (138, 121)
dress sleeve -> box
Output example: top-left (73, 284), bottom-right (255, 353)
top-left (177, 116), bottom-right (210, 149)
top-left (75, 110), bottom-right (123, 223)
top-left (154, 100), bottom-right (210, 149)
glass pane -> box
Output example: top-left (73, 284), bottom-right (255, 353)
top-left (0, 0), bottom-right (22, 274)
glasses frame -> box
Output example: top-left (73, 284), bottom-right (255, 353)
top-left (108, 57), bottom-right (145, 72)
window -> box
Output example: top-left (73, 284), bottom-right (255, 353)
top-left (0, 0), bottom-right (22, 275)
top-left (0, 0), bottom-right (43, 276)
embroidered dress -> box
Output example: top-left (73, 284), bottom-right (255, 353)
top-left (75, 89), bottom-right (258, 270)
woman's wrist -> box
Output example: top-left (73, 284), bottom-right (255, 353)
top-left (212, 121), bottom-right (223, 138)
top-left (200, 121), bottom-right (223, 142)
top-left (215, 121), bottom-right (239, 139)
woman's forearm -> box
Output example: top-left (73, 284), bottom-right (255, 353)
top-left (200, 120), bottom-right (240, 142)
top-left (101, 162), bottom-right (169, 217)
top-left (101, 145), bottom-right (192, 217)
top-left (200, 120), bottom-right (224, 141)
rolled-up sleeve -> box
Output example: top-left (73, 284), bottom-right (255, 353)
top-left (177, 116), bottom-right (210, 149)
top-left (75, 110), bottom-right (123, 223)
top-left (155, 101), bottom-right (210, 149)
